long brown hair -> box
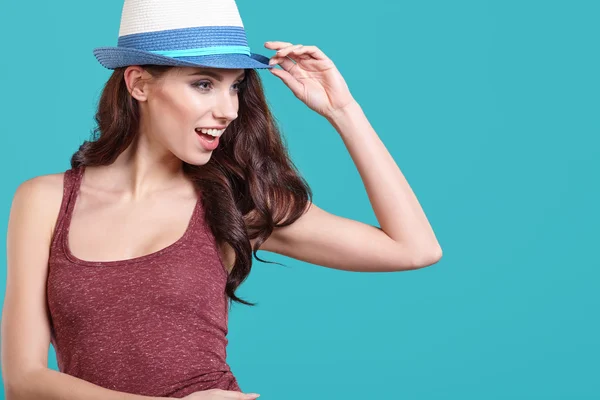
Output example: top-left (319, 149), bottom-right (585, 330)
top-left (70, 65), bottom-right (312, 306)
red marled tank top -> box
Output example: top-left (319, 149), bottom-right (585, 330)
top-left (46, 165), bottom-right (241, 398)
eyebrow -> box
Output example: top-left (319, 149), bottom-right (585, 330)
top-left (188, 70), bottom-right (246, 81)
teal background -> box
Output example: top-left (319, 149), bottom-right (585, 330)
top-left (1, 0), bottom-right (598, 399)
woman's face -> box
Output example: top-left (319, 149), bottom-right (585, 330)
top-left (133, 66), bottom-right (246, 164)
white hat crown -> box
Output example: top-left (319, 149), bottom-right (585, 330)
top-left (93, 0), bottom-right (272, 70)
top-left (118, 0), bottom-right (244, 37)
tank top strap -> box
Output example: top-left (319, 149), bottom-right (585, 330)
top-left (50, 166), bottom-right (84, 252)
top-left (186, 187), bottom-right (214, 247)
top-left (184, 188), bottom-right (229, 278)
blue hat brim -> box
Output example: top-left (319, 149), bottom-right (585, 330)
top-left (93, 47), bottom-right (273, 70)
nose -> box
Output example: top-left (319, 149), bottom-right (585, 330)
top-left (212, 90), bottom-right (238, 122)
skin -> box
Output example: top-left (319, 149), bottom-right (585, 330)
top-left (50, 65), bottom-right (248, 272)
top-left (2, 41), bottom-right (442, 398)
top-left (129, 65), bottom-right (246, 169)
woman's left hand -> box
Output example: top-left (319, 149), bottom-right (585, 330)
top-left (265, 41), bottom-right (356, 120)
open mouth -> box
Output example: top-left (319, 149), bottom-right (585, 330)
top-left (197, 131), bottom-right (216, 142)
top-left (195, 128), bottom-right (219, 142)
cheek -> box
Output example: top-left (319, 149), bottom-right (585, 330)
top-left (153, 88), bottom-right (205, 129)
top-left (173, 87), bottom-right (212, 121)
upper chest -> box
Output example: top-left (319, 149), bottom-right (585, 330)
top-left (68, 190), bottom-right (196, 263)
top-left (68, 196), bottom-right (194, 261)
top-left (47, 172), bottom-right (238, 273)
top-left (66, 173), bottom-right (234, 268)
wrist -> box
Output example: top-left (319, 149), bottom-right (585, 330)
top-left (326, 100), bottom-right (363, 129)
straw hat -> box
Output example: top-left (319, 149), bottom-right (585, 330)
top-left (93, 0), bottom-right (273, 70)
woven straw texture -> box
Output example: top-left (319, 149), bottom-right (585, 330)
top-left (119, 0), bottom-right (244, 37)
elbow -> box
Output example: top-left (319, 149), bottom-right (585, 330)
top-left (5, 379), bottom-right (20, 400)
top-left (5, 375), bottom-right (24, 400)
top-left (4, 367), bottom-right (45, 400)
top-left (413, 246), bottom-right (443, 269)
top-left (3, 371), bottom-right (19, 400)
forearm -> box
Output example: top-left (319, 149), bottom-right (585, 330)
top-left (327, 100), bottom-right (442, 259)
top-left (7, 367), bottom-right (165, 400)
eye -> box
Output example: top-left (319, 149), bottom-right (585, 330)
top-left (232, 79), bottom-right (246, 92)
top-left (192, 80), bottom-right (212, 91)
top-left (192, 79), bottom-right (245, 93)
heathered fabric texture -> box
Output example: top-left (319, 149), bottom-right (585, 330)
top-left (47, 165), bottom-right (240, 397)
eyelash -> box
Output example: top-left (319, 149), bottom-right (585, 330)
top-left (192, 80), bottom-right (244, 93)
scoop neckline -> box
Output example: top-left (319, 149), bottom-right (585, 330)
top-left (62, 165), bottom-right (201, 267)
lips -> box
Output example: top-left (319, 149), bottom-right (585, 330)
top-left (196, 129), bottom-right (219, 151)
top-left (195, 129), bottom-right (216, 140)
top-left (195, 127), bottom-right (225, 138)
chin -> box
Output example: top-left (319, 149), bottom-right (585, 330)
top-left (190, 153), bottom-right (213, 166)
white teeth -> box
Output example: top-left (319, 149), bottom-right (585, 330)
top-left (197, 128), bottom-right (224, 137)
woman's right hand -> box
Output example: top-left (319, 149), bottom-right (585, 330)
top-left (181, 389), bottom-right (260, 399)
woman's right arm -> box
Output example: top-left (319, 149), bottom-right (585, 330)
top-left (1, 176), bottom-right (163, 400)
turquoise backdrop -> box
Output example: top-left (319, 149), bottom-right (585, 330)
top-left (1, 0), bottom-right (598, 399)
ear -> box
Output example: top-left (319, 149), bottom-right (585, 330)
top-left (124, 66), bottom-right (150, 101)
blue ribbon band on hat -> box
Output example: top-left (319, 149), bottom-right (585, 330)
top-left (149, 45), bottom-right (251, 58)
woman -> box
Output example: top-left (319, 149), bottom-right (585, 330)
top-left (2, 0), bottom-right (442, 399)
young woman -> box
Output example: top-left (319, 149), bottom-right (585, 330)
top-left (2, 1), bottom-right (442, 399)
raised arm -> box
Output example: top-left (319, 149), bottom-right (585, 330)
top-left (258, 42), bottom-right (442, 270)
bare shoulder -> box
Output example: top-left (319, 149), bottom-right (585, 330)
top-left (12, 172), bottom-right (66, 241)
